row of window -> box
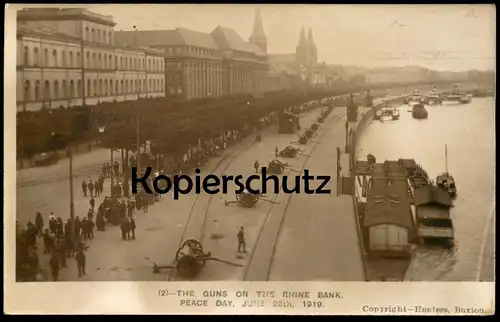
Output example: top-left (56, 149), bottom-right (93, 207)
top-left (23, 46), bottom-right (165, 72)
top-left (165, 47), bottom-right (256, 60)
top-left (23, 78), bottom-right (164, 101)
top-left (84, 26), bottom-right (113, 45)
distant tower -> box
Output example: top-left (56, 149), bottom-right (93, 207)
top-left (295, 26), bottom-right (307, 68)
top-left (306, 28), bottom-right (318, 70)
top-left (249, 8), bottom-right (267, 54)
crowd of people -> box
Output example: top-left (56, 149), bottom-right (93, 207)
top-left (16, 96), bottom-right (333, 282)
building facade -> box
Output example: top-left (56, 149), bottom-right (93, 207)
top-left (16, 8), bottom-right (283, 111)
top-left (114, 9), bottom-right (281, 100)
top-left (16, 8), bottom-right (165, 112)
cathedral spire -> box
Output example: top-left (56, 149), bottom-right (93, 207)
top-left (250, 8), bottom-right (266, 40)
top-left (307, 27), bottom-right (315, 47)
top-left (297, 25), bottom-right (307, 47)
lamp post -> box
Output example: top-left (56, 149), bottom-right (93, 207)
top-left (66, 147), bottom-right (75, 238)
top-left (99, 126), bottom-right (114, 196)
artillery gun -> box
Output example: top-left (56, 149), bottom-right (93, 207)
top-left (267, 159), bottom-right (301, 175)
top-left (224, 190), bottom-right (279, 208)
top-left (278, 145), bottom-right (308, 158)
top-left (145, 239), bottom-right (243, 279)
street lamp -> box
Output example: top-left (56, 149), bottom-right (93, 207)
top-left (65, 147), bottom-right (75, 241)
top-left (99, 125), bottom-right (114, 196)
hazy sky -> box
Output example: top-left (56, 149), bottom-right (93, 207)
top-left (28, 4), bottom-right (499, 71)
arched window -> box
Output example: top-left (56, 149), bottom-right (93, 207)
top-left (69, 51), bottom-right (74, 67)
top-left (92, 53), bottom-right (96, 68)
top-left (76, 52), bottom-right (81, 68)
top-left (93, 79), bottom-right (98, 96)
top-left (108, 31), bottom-right (112, 44)
top-left (24, 46), bottom-right (29, 65)
top-left (53, 80), bottom-right (60, 99)
top-left (120, 80), bottom-right (124, 94)
top-left (43, 80), bottom-right (50, 100)
top-left (85, 27), bottom-right (90, 41)
top-left (125, 79), bottom-right (128, 93)
top-left (115, 56), bottom-right (118, 69)
top-left (87, 79), bottom-right (91, 96)
top-left (104, 79), bottom-right (108, 95)
top-left (98, 53), bottom-right (102, 68)
top-left (33, 47), bottom-right (39, 66)
top-left (70, 80), bottom-right (75, 98)
top-left (91, 28), bottom-right (95, 42)
top-left (44, 48), bottom-right (49, 66)
top-left (109, 55), bottom-right (112, 69)
top-left (99, 79), bottom-right (103, 95)
top-left (135, 79), bottom-right (138, 93)
top-left (86, 52), bottom-right (90, 68)
top-left (62, 80), bottom-right (67, 98)
top-left (77, 80), bottom-right (82, 97)
top-left (24, 80), bottom-right (30, 101)
top-left (34, 81), bottom-right (40, 100)
top-left (110, 80), bottom-right (114, 94)
top-left (148, 59), bottom-right (151, 70)
top-left (125, 57), bottom-right (128, 70)
top-left (52, 50), bottom-right (58, 67)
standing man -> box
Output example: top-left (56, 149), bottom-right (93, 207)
top-left (253, 160), bottom-right (260, 174)
top-left (75, 246), bottom-right (86, 278)
top-left (237, 227), bottom-right (246, 253)
top-left (87, 179), bottom-right (95, 198)
top-left (81, 179), bottom-right (87, 197)
top-left (89, 197), bottom-right (95, 213)
top-left (275, 146), bottom-right (279, 157)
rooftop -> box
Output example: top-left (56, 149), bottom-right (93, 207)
top-left (17, 8), bottom-right (115, 27)
top-left (364, 182), bottom-right (413, 229)
top-left (413, 184), bottom-right (453, 207)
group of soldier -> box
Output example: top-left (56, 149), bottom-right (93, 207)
top-left (16, 212), bottom-right (89, 281)
top-left (16, 106), bottom-right (288, 282)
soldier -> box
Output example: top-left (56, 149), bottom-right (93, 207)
top-left (89, 197), bottom-right (95, 213)
top-left (254, 160), bottom-right (260, 174)
top-left (49, 213), bottom-right (57, 234)
top-left (237, 227), bottom-right (246, 253)
top-left (120, 218), bottom-right (130, 240)
top-left (35, 212), bottom-right (44, 237)
top-left (74, 216), bottom-right (82, 238)
top-left (81, 179), bottom-right (87, 197)
top-left (49, 251), bottom-right (60, 281)
top-left (88, 179), bottom-right (95, 198)
top-left (129, 217), bottom-right (136, 240)
top-left (75, 247), bottom-right (86, 278)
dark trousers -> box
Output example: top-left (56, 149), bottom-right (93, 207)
top-left (77, 261), bottom-right (86, 277)
top-left (238, 241), bottom-right (246, 253)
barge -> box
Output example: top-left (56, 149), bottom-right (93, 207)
top-left (351, 157), bottom-right (455, 280)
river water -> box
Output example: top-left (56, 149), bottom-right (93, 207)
top-left (355, 97), bottom-right (495, 281)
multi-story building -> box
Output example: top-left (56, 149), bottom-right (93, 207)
top-left (16, 8), bottom-right (165, 112)
top-left (114, 9), bottom-right (281, 100)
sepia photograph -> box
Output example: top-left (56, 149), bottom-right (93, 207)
top-left (4, 3), bottom-right (495, 315)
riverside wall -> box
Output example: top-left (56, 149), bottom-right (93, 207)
top-left (347, 96), bottom-right (405, 280)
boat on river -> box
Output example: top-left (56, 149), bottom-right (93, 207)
top-left (404, 88), bottom-right (424, 105)
top-left (436, 144), bottom-right (457, 198)
top-left (412, 103), bottom-right (428, 119)
top-left (442, 85), bottom-right (472, 104)
top-left (414, 184), bottom-right (454, 248)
